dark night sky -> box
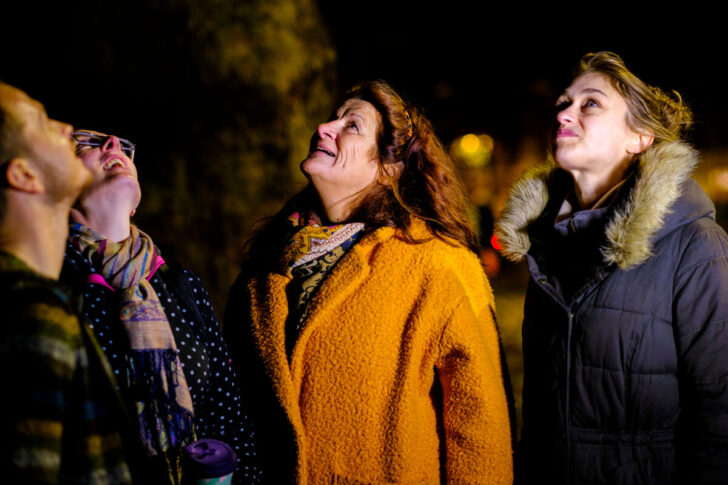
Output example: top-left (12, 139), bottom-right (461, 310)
top-left (318, 4), bottom-right (726, 151)
top-left (2, 3), bottom-right (725, 154)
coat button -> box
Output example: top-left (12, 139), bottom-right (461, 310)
top-left (538, 277), bottom-right (547, 285)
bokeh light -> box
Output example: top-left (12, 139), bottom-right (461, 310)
top-left (449, 133), bottom-right (494, 167)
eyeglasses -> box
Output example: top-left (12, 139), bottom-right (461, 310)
top-left (72, 131), bottom-right (136, 162)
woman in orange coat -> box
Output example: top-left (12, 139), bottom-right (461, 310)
top-left (225, 80), bottom-right (513, 484)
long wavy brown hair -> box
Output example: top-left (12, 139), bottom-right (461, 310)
top-left (243, 80), bottom-right (477, 273)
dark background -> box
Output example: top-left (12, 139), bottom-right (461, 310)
top-left (3, 4), bottom-right (725, 156)
top-left (2, 2), bottom-right (725, 431)
top-left (323, 4), bottom-right (726, 150)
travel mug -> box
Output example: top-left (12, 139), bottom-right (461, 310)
top-left (182, 439), bottom-right (238, 485)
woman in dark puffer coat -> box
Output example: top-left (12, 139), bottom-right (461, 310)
top-left (496, 51), bottom-right (728, 484)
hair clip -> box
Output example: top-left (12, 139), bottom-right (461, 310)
top-left (403, 108), bottom-right (413, 139)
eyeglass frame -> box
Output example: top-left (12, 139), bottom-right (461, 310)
top-left (71, 130), bottom-right (136, 163)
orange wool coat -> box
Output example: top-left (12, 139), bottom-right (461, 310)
top-left (229, 221), bottom-right (513, 484)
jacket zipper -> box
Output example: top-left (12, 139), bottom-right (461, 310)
top-left (564, 306), bottom-right (576, 483)
top-left (534, 274), bottom-right (577, 484)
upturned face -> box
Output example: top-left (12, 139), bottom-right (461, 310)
top-left (73, 130), bottom-right (141, 211)
top-left (0, 83), bottom-right (91, 201)
top-left (554, 72), bottom-right (644, 176)
top-left (301, 98), bottom-right (382, 209)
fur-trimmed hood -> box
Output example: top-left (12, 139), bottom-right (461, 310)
top-left (495, 141), bottom-right (705, 270)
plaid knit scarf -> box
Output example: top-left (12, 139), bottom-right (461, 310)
top-left (280, 212), bottom-right (365, 277)
top-left (69, 223), bottom-right (195, 460)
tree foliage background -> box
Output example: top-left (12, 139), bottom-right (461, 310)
top-left (1, 0), bottom-right (337, 310)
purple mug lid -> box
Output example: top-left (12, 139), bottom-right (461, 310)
top-left (183, 439), bottom-right (238, 478)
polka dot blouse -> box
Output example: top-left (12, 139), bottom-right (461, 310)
top-left (62, 243), bottom-right (262, 484)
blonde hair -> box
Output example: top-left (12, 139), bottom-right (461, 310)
top-left (577, 51), bottom-right (693, 145)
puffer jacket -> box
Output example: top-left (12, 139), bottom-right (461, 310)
top-left (496, 141), bottom-right (728, 484)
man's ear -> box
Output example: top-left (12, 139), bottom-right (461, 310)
top-left (4, 158), bottom-right (44, 193)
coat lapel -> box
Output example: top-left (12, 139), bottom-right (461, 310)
top-left (288, 229), bottom-right (387, 392)
top-left (248, 273), bottom-right (302, 423)
top-left (248, 227), bottom-right (395, 431)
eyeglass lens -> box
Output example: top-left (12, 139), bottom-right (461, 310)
top-left (73, 132), bottom-right (135, 159)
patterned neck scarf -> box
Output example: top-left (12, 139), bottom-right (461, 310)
top-left (69, 223), bottom-right (195, 461)
top-left (280, 212), bottom-right (365, 277)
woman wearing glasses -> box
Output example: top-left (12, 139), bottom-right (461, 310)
top-left (61, 131), bottom-right (262, 485)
